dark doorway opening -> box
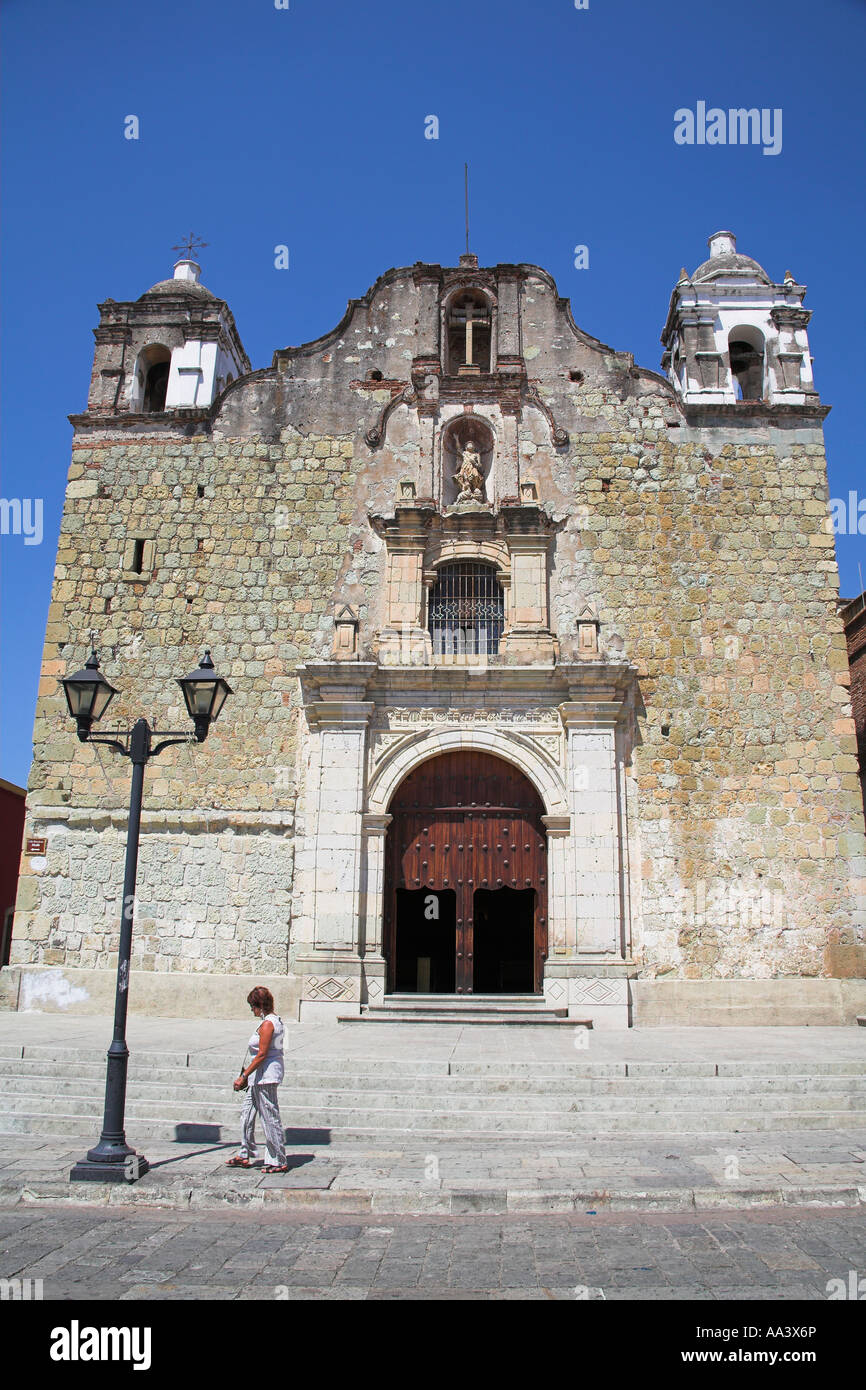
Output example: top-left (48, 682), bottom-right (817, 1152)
top-left (385, 750), bottom-right (548, 995)
top-left (394, 888), bottom-right (456, 993)
top-left (472, 887), bottom-right (535, 993)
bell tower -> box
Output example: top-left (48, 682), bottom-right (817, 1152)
top-left (86, 252), bottom-right (250, 416)
top-left (660, 230), bottom-right (819, 407)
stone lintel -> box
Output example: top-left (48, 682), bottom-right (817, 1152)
top-left (306, 701), bottom-right (375, 730)
top-left (370, 504), bottom-right (436, 543)
top-left (297, 661), bottom-right (376, 707)
top-left (541, 814), bottom-right (570, 836)
top-left (559, 700), bottom-right (628, 728)
top-left (500, 504), bottom-right (553, 537)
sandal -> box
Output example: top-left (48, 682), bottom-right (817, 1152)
top-left (225, 1156), bottom-right (252, 1168)
top-left (263, 1164), bottom-right (289, 1174)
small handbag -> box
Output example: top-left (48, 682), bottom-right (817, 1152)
top-left (235, 1053), bottom-right (249, 1091)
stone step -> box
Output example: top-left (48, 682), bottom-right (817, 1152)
top-left (375, 993), bottom-right (561, 1008)
top-left (349, 995), bottom-right (573, 1025)
top-left (1, 1085), bottom-right (863, 1119)
top-left (2, 1048), bottom-right (864, 1078)
top-left (3, 1070), bottom-right (866, 1101)
top-left (342, 1012), bottom-right (576, 1026)
top-left (0, 1105), bottom-right (860, 1142)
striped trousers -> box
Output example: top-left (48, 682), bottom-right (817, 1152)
top-left (239, 1082), bottom-right (286, 1166)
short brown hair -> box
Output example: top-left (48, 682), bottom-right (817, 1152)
top-left (247, 986), bottom-right (274, 1013)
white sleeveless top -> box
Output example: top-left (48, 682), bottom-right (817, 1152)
top-left (247, 1013), bottom-right (284, 1086)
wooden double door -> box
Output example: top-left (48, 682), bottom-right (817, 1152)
top-left (385, 752), bottom-right (548, 994)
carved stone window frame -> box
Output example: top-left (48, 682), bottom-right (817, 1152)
top-left (423, 537), bottom-right (512, 642)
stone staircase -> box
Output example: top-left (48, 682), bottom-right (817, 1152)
top-left (340, 993), bottom-right (576, 1025)
top-left (1, 1042), bottom-right (865, 1144)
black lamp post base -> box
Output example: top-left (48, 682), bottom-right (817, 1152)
top-left (70, 1154), bottom-right (150, 1184)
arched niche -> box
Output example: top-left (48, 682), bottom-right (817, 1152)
top-left (727, 326), bottom-right (765, 401)
top-left (443, 287), bottom-right (494, 375)
top-left (132, 344), bottom-right (172, 413)
top-left (440, 415), bottom-right (495, 508)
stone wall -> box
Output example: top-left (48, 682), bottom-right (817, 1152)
top-left (13, 813), bottom-right (291, 976)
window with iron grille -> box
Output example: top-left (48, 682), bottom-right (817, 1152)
top-left (428, 562), bottom-right (504, 656)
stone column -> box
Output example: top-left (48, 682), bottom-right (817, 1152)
top-left (309, 700), bottom-right (374, 952)
top-left (541, 814), bottom-right (573, 955)
top-left (375, 503), bottom-right (435, 666)
top-left (359, 812), bottom-right (391, 1006)
top-left (295, 663), bottom-right (376, 1020)
top-left (499, 506), bottom-right (557, 663)
top-left (559, 696), bottom-right (626, 955)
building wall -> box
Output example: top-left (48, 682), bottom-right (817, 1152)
top-left (6, 262), bottom-right (865, 1019)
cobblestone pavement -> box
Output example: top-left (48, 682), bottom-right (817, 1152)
top-left (1, 1202), bottom-right (864, 1300)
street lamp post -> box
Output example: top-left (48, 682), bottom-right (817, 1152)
top-left (61, 649), bottom-right (232, 1183)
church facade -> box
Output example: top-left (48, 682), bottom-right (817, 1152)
top-left (4, 234), bottom-right (865, 1025)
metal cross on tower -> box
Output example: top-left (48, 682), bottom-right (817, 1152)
top-left (172, 233), bottom-right (208, 260)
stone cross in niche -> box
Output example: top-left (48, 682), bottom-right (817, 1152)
top-left (452, 296), bottom-right (490, 369)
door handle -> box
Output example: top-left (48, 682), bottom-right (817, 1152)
top-left (457, 951), bottom-right (463, 959)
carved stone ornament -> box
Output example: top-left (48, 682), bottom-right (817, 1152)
top-left (332, 603), bottom-right (359, 660)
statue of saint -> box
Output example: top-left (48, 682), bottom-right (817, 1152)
top-left (453, 444), bottom-right (485, 502)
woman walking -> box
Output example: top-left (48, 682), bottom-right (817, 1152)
top-left (226, 986), bottom-right (288, 1173)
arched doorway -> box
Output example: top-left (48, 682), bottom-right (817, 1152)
top-left (384, 751), bottom-right (548, 995)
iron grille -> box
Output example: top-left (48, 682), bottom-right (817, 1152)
top-left (428, 562), bottom-right (504, 656)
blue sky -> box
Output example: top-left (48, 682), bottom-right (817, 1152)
top-left (1, 0), bottom-right (864, 788)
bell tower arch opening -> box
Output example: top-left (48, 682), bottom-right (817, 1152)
top-left (728, 326), bottom-right (765, 401)
top-left (133, 344), bottom-right (172, 413)
top-left (383, 750), bottom-right (548, 996)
